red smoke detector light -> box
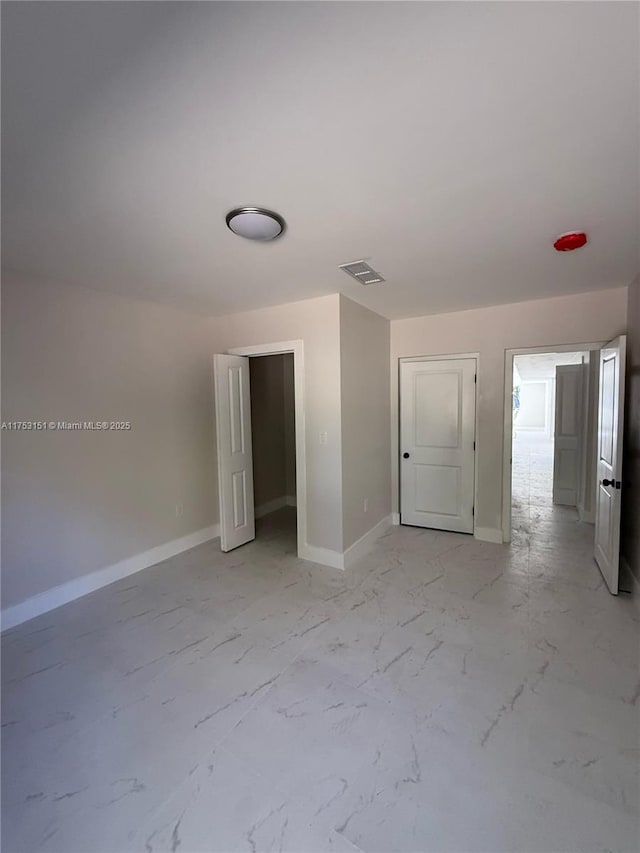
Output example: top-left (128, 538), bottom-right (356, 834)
top-left (554, 231), bottom-right (588, 252)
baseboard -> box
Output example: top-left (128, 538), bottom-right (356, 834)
top-left (299, 543), bottom-right (345, 570)
top-left (474, 526), bottom-right (504, 544)
top-left (255, 496), bottom-right (287, 519)
top-left (299, 516), bottom-right (392, 571)
top-left (255, 496), bottom-right (297, 519)
top-left (1, 524), bottom-right (220, 632)
top-left (620, 555), bottom-right (640, 613)
top-left (343, 515), bottom-right (393, 569)
top-left (392, 512), bottom-right (400, 525)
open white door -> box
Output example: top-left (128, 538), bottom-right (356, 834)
top-left (400, 358), bottom-right (476, 533)
top-left (213, 354), bottom-right (255, 552)
top-left (594, 336), bottom-right (627, 594)
top-left (553, 364), bottom-right (584, 506)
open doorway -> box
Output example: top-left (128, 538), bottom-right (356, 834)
top-left (505, 340), bottom-right (631, 596)
top-left (509, 348), bottom-right (602, 588)
top-left (504, 338), bottom-right (628, 594)
top-left (511, 351), bottom-right (593, 526)
top-left (213, 339), bottom-right (308, 561)
top-left (249, 353), bottom-right (297, 552)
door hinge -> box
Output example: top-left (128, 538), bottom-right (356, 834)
top-left (474, 373), bottom-right (477, 384)
top-left (473, 440), bottom-right (476, 451)
top-left (472, 506), bottom-right (475, 516)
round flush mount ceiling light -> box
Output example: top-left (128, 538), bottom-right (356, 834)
top-left (553, 231), bottom-right (588, 252)
top-left (225, 207), bottom-right (285, 241)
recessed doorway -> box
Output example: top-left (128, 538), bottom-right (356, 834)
top-left (503, 339), bottom-right (628, 594)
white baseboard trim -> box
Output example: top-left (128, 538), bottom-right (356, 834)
top-left (255, 496), bottom-right (297, 519)
top-left (392, 512), bottom-right (400, 525)
top-left (474, 527), bottom-right (504, 544)
top-left (255, 496), bottom-right (287, 519)
top-left (343, 515), bottom-right (393, 569)
top-left (1, 524), bottom-right (220, 632)
top-left (299, 543), bottom-right (345, 570)
top-left (299, 515), bottom-right (393, 572)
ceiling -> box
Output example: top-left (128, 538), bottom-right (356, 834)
top-left (514, 352), bottom-right (587, 382)
top-left (2, 2), bottom-right (639, 319)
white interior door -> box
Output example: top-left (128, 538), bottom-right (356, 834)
top-left (400, 358), bottom-right (476, 533)
top-left (594, 336), bottom-right (627, 594)
top-left (553, 364), bottom-right (584, 506)
top-left (213, 354), bottom-right (255, 552)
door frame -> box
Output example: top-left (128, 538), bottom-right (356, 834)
top-left (502, 341), bottom-right (606, 543)
top-left (228, 340), bottom-right (307, 560)
top-left (398, 352), bottom-right (479, 536)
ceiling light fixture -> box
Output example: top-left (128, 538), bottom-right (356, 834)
top-left (225, 207), bottom-right (285, 241)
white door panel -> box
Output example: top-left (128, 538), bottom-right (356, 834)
top-left (213, 354), bottom-right (255, 552)
top-left (553, 364), bottom-right (584, 506)
top-left (400, 358), bottom-right (476, 533)
top-left (594, 336), bottom-right (626, 594)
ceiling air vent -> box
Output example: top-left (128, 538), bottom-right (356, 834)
top-left (339, 259), bottom-right (385, 285)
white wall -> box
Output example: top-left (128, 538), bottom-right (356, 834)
top-left (339, 295), bottom-right (391, 550)
top-left (211, 294), bottom-right (344, 554)
top-left (517, 381), bottom-right (549, 431)
top-left (1, 271), bottom-right (218, 609)
top-left (391, 287), bottom-right (628, 538)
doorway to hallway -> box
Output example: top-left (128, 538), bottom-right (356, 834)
top-left (510, 349), bottom-right (597, 581)
top-left (506, 343), bottom-right (629, 594)
top-left (512, 430), bottom-right (556, 520)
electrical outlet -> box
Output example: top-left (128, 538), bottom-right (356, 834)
top-left (175, 502), bottom-right (184, 518)
top-left (319, 431), bottom-right (328, 446)
top-left (363, 498), bottom-right (368, 512)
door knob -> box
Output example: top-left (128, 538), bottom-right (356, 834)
top-left (403, 452), bottom-right (410, 459)
top-left (602, 478), bottom-right (614, 487)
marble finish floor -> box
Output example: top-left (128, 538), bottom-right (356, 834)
top-left (2, 508), bottom-right (639, 852)
top-left (511, 430), bottom-right (558, 524)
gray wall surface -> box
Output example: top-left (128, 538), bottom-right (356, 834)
top-left (2, 272), bottom-right (218, 608)
top-left (340, 295), bottom-right (391, 550)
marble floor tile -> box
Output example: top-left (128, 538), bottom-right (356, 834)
top-left (324, 715), bottom-right (639, 853)
top-left (132, 745), bottom-right (358, 853)
top-left (3, 504), bottom-right (639, 852)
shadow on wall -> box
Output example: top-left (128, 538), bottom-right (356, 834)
top-left (622, 275), bottom-right (640, 580)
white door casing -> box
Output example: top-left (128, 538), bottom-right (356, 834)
top-left (594, 336), bottom-right (627, 594)
top-left (553, 364), bottom-right (584, 506)
top-left (400, 358), bottom-right (476, 533)
top-left (213, 354), bottom-right (255, 552)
